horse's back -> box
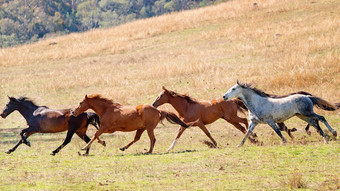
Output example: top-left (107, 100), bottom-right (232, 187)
top-left (33, 107), bottom-right (71, 133)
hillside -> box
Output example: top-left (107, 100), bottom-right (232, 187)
top-left (1, 0), bottom-right (339, 109)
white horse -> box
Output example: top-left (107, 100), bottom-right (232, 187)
top-left (223, 81), bottom-right (337, 147)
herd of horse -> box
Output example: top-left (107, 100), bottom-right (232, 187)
top-left (1, 81), bottom-right (339, 155)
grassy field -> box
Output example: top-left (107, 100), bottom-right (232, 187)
top-left (0, 0), bottom-right (339, 190)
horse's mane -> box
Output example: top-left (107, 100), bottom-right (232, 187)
top-left (168, 90), bottom-right (197, 104)
top-left (16, 97), bottom-right (46, 108)
top-left (238, 82), bottom-right (272, 97)
top-left (238, 82), bottom-right (313, 98)
top-left (87, 94), bottom-right (122, 107)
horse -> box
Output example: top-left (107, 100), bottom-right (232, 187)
top-left (0, 96), bottom-right (101, 155)
top-left (152, 86), bottom-right (257, 151)
top-left (223, 81), bottom-right (337, 147)
top-left (72, 94), bottom-right (190, 154)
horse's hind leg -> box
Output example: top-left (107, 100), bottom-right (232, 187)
top-left (277, 122), bottom-right (295, 140)
top-left (120, 129), bottom-right (145, 151)
top-left (313, 114), bottom-right (337, 137)
top-left (51, 129), bottom-right (76, 156)
top-left (305, 124), bottom-right (311, 136)
top-left (146, 127), bottom-right (156, 154)
top-left (266, 120), bottom-right (287, 145)
top-left (297, 115), bottom-right (328, 143)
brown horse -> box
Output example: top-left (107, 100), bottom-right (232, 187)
top-left (0, 96), bottom-right (101, 155)
top-left (72, 94), bottom-right (190, 154)
top-left (152, 86), bottom-right (257, 151)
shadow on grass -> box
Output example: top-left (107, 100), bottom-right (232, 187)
top-left (114, 149), bottom-right (198, 157)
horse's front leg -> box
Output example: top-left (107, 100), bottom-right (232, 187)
top-left (6, 131), bottom-right (35, 154)
top-left (266, 120), bottom-right (287, 145)
top-left (238, 121), bottom-right (258, 147)
top-left (82, 127), bottom-right (106, 150)
top-left (120, 129), bottom-right (145, 151)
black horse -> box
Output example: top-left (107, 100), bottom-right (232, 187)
top-left (0, 96), bottom-right (102, 155)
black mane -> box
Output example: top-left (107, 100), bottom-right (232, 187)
top-left (238, 82), bottom-right (313, 98)
top-left (16, 97), bottom-right (46, 109)
top-left (238, 82), bottom-right (272, 97)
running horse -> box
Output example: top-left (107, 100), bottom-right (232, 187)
top-left (72, 94), bottom-right (190, 154)
top-left (152, 86), bottom-right (257, 151)
top-left (223, 81), bottom-right (337, 147)
top-left (0, 96), bottom-right (101, 155)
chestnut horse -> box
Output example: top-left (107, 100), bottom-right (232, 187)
top-left (0, 96), bottom-right (101, 155)
top-left (72, 94), bottom-right (190, 154)
top-left (152, 86), bottom-right (257, 151)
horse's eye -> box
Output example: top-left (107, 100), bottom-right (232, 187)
top-left (232, 88), bottom-right (236, 91)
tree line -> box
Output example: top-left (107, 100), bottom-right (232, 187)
top-left (0, 0), bottom-right (226, 48)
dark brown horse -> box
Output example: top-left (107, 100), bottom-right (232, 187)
top-left (0, 96), bottom-right (101, 155)
top-left (72, 94), bottom-right (190, 154)
top-left (152, 87), bottom-right (257, 151)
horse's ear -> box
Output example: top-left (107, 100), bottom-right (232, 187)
top-left (162, 86), bottom-right (168, 91)
top-left (7, 96), bottom-right (14, 100)
top-left (237, 80), bottom-right (241, 85)
top-left (85, 94), bottom-right (88, 99)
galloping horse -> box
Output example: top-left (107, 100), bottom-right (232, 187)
top-left (223, 81), bottom-right (337, 147)
top-left (0, 96), bottom-right (101, 155)
top-left (72, 94), bottom-right (190, 154)
top-left (152, 86), bottom-right (256, 151)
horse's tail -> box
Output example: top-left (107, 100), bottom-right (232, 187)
top-left (159, 110), bottom-right (189, 128)
top-left (234, 98), bottom-right (248, 114)
top-left (87, 112), bottom-right (100, 130)
top-left (308, 96), bottom-right (336, 111)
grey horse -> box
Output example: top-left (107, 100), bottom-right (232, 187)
top-left (223, 81), bottom-right (337, 147)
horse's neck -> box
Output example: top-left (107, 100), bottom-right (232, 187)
top-left (16, 104), bottom-right (37, 122)
top-left (168, 97), bottom-right (190, 117)
top-left (240, 90), bottom-right (266, 114)
top-left (89, 100), bottom-right (113, 117)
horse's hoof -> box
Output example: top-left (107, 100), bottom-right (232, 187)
top-left (5, 150), bottom-right (11, 154)
top-left (50, 153), bottom-right (56, 156)
top-left (291, 128), bottom-right (297, 132)
top-left (332, 131), bottom-right (337, 137)
top-left (119, 147), bottom-right (125, 151)
top-left (102, 141), bottom-right (106, 147)
top-left (24, 141), bottom-right (31, 147)
top-left (237, 144), bottom-right (242, 148)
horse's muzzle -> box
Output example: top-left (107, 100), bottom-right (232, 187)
top-left (0, 112), bottom-right (5, 118)
top-left (223, 95), bottom-right (228, 101)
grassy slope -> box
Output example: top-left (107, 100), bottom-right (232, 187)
top-left (0, 0), bottom-right (339, 190)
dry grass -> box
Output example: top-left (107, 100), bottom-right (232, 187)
top-left (0, 0), bottom-right (339, 108)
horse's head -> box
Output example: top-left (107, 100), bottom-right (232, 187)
top-left (152, 86), bottom-right (171, 108)
top-left (223, 81), bottom-right (244, 101)
top-left (72, 95), bottom-right (90, 117)
top-left (1, 96), bottom-right (18, 118)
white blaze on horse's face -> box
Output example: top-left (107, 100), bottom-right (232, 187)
top-left (223, 84), bottom-right (242, 101)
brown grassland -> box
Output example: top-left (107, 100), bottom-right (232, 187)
top-left (0, 0), bottom-right (339, 190)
